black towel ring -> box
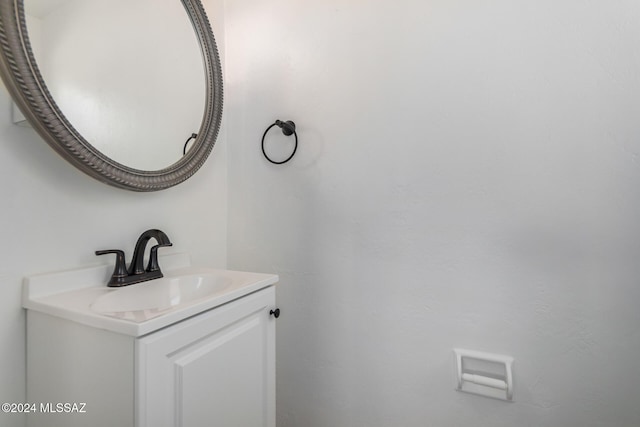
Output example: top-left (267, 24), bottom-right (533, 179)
top-left (183, 133), bottom-right (197, 155)
top-left (262, 120), bottom-right (298, 164)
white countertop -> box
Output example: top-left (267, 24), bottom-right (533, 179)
top-left (23, 253), bottom-right (278, 337)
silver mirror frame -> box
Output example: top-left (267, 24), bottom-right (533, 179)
top-left (0, 0), bottom-right (223, 191)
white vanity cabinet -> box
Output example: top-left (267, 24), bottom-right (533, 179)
top-left (26, 285), bottom-right (276, 427)
top-left (137, 286), bottom-right (275, 427)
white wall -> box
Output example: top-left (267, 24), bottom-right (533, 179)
top-left (0, 1), bottom-right (227, 426)
top-left (225, 1), bottom-right (640, 426)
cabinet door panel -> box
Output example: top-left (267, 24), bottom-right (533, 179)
top-left (136, 287), bottom-right (275, 427)
top-left (178, 317), bottom-right (263, 426)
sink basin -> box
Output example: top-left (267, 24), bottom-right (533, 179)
top-left (90, 272), bottom-right (232, 321)
top-left (23, 253), bottom-right (278, 336)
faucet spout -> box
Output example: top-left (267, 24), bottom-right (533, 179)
top-left (129, 229), bottom-right (173, 276)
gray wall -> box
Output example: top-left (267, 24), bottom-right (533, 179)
top-left (225, 1), bottom-right (640, 426)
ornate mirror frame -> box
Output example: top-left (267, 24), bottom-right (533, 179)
top-left (0, 0), bottom-right (223, 191)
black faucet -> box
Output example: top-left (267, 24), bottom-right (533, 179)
top-left (96, 229), bottom-right (173, 287)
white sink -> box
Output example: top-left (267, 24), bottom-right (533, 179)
top-left (23, 253), bottom-right (278, 336)
top-left (90, 272), bottom-right (233, 321)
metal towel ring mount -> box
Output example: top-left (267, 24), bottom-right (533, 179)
top-left (261, 120), bottom-right (297, 164)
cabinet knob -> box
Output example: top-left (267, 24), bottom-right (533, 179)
top-left (270, 308), bottom-right (281, 318)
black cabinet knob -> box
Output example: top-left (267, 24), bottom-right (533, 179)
top-left (270, 308), bottom-right (281, 318)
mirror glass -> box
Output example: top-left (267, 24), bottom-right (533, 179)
top-left (25, 0), bottom-right (206, 170)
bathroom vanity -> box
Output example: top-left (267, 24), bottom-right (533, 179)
top-left (23, 253), bottom-right (278, 427)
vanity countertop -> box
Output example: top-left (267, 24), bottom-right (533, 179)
top-left (23, 253), bottom-right (278, 337)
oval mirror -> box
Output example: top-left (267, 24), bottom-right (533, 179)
top-left (0, 0), bottom-right (223, 191)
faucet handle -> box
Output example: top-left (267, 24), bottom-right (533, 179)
top-left (95, 249), bottom-right (128, 286)
top-left (147, 243), bottom-right (173, 273)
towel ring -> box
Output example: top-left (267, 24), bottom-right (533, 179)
top-left (262, 120), bottom-right (298, 164)
top-left (183, 133), bottom-right (197, 155)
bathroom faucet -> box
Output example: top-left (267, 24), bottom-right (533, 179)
top-left (95, 229), bottom-right (173, 287)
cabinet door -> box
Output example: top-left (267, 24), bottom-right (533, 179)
top-left (136, 287), bottom-right (276, 427)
